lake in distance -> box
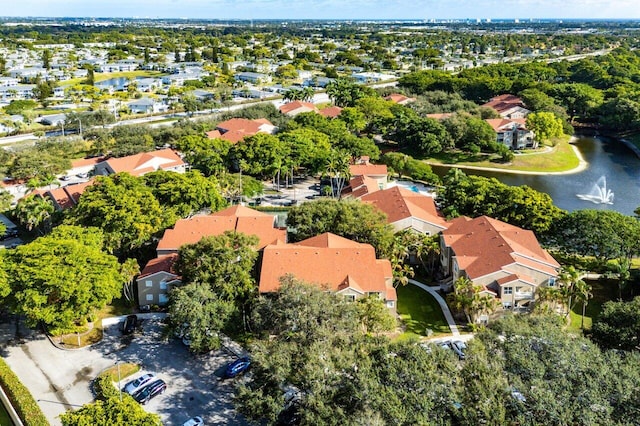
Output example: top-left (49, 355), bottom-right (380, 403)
top-left (432, 135), bottom-right (640, 216)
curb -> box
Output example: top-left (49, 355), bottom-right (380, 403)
top-left (0, 384), bottom-right (24, 426)
top-left (46, 313), bottom-right (168, 351)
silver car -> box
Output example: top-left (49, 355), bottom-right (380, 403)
top-left (123, 372), bottom-right (155, 395)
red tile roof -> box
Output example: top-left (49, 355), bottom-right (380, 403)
top-left (40, 179), bottom-right (96, 210)
top-left (139, 254), bottom-right (179, 278)
top-left (104, 149), bottom-right (185, 177)
top-left (259, 232), bottom-right (395, 300)
top-left (442, 216), bottom-right (559, 280)
top-left (485, 118), bottom-right (528, 132)
top-left (318, 106), bottom-right (343, 118)
top-left (156, 205), bottom-right (286, 253)
top-left (349, 164), bottom-right (388, 177)
top-left (482, 94), bottom-right (526, 114)
top-left (361, 186), bottom-right (448, 228)
top-left (385, 94), bottom-right (415, 104)
top-left (341, 175), bottom-right (380, 199)
top-left (279, 101), bottom-right (318, 115)
top-left (207, 118), bottom-right (275, 143)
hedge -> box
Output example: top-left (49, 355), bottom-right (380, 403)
top-left (0, 357), bottom-right (49, 425)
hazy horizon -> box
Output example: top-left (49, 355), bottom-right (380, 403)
top-left (1, 0), bottom-right (638, 21)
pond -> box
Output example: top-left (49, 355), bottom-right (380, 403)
top-left (431, 136), bottom-right (640, 215)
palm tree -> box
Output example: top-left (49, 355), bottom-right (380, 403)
top-left (300, 87), bottom-right (315, 102)
top-left (121, 258), bottom-right (141, 304)
top-left (325, 150), bottom-right (351, 198)
top-left (14, 195), bottom-right (54, 235)
top-left (606, 258), bottom-right (631, 300)
top-left (558, 266), bottom-right (584, 317)
top-left (574, 279), bottom-right (593, 330)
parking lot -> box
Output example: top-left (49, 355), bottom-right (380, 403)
top-left (1, 316), bottom-right (247, 425)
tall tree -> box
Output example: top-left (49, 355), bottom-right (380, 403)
top-left (3, 225), bottom-right (124, 331)
top-left (65, 173), bottom-right (176, 255)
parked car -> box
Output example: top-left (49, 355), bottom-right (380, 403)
top-left (224, 357), bottom-right (251, 378)
top-left (121, 315), bottom-right (138, 335)
top-left (123, 373), bottom-right (155, 395)
top-left (182, 416), bottom-right (204, 426)
top-left (450, 340), bottom-right (466, 360)
top-left (76, 172), bottom-right (89, 178)
top-left (133, 379), bottom-right (166, 404)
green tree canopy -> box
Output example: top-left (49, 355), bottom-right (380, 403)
top-left (65, 173), bottom-right (176, 255)
top-left (60, 394), bottom-right (161, 426)
top-left (438, 169), bottom-right (565, 234)
top-left (549, 209), bottom-right (640, 262)
top-left (3, 225), bottom-right (124, 331)
top-left (286, 198), bottom-right (395, 258)
top-left (143, 170), bottom-right (226, 218)
top-left (526, 111), bottom-right (564, 143)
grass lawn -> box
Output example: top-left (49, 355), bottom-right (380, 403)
top-left (425, 135), bottom-right (579, 173)
top-left (568, 278), bottom-right (617, 332)
top-left (101, 363), bottom-right (140, 383)
top-left (397, 283), bottom-right (450, 339)
top-left (59, 297), bottom-right (134, 347)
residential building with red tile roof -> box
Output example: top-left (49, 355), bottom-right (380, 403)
top-left (279, 101), bottom-right (318, 117)
top-left (440, 215), bottom-right (560, 312)
top-left (385, 93), bottom-right (416, 105)
top-left (156, 204), bottom-right (286, 256)
top-left (259, 232), bottom-right (397, 311)
top-left (341, 175), bottom-right (381, 199)
top-left (485, 118), bottom-right (535, 150)
top-left (318, 106), bottom-right (343, 118)
top-left (136, 254), bottom-right (180, 307)
top-left (37, 179), bottom-right (96, 211)
top-left (94, 148), bottom-right (186, 177)
top-left (206, 118), bottom-right (276, 144)
top-left (349, 162), bottom-right (388, 190)
top-left (482, 94), bottom-right (531, 119)
top-left (361, 186), bottom-right (448, 235)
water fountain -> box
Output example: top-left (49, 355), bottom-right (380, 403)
top-left (576, 176), bottom-right (614, 205)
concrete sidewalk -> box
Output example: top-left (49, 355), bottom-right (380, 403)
top-left (407, 279), bottom-right (460, 337)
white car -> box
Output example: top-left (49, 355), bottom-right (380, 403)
top-left (183, 416), bottom-right (204, 426)
top-left (122, 373), bottom-right (155, 395)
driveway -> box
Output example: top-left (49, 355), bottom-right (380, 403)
top-left (0, 316), bottom-right (246, 425)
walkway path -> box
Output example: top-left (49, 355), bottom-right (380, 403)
top-left (408, 279), bottom-right (460, 337)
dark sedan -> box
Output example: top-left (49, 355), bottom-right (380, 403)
top-left (224, 357), bottom-right (251, 379)
top-left (133, 379), bottom-right (167, 404)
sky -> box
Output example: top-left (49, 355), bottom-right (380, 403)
top-left (1, 0), bottom-right (638, 20)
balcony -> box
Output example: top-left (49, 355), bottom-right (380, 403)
top-left (514, 291), bottom-right (533, 300)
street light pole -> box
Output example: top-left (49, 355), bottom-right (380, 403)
top-left (77, 118), bottom-right (82, 139)
top-left (115, 361), bottom-right (122, 401)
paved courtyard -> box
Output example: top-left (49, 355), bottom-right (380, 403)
top-left (1, 316), bottom-right (247, 425)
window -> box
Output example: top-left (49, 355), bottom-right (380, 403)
top-left (344, 294), bottom-right (356, 302)
top-left (515, 286), bottom-right (523, 293)
top-left (158, 293), bottom-right (168, 304)
top-left (504, 287), bottom-right (513, 295)
top-left (159, 281), bottom-right (168, 290)
top-left (548, 277), bottom-right (556, 287)
top-left (145, 280), bottom-right (153, 287)
top-left (386, 300), bottom-right (395, 308)
top-left (146, 294), bottom-right (154, 302)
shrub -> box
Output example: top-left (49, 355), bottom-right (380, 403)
top-left (0, 358), bottom-right (49, 426)
top-left (92, 374), bottom-right (120, 401)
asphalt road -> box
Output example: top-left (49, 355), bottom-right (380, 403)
top-left (1, 316), bottom-right (247, 426)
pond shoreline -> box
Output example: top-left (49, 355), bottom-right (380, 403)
top-left (425, 136), bottom-right (588, 176)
